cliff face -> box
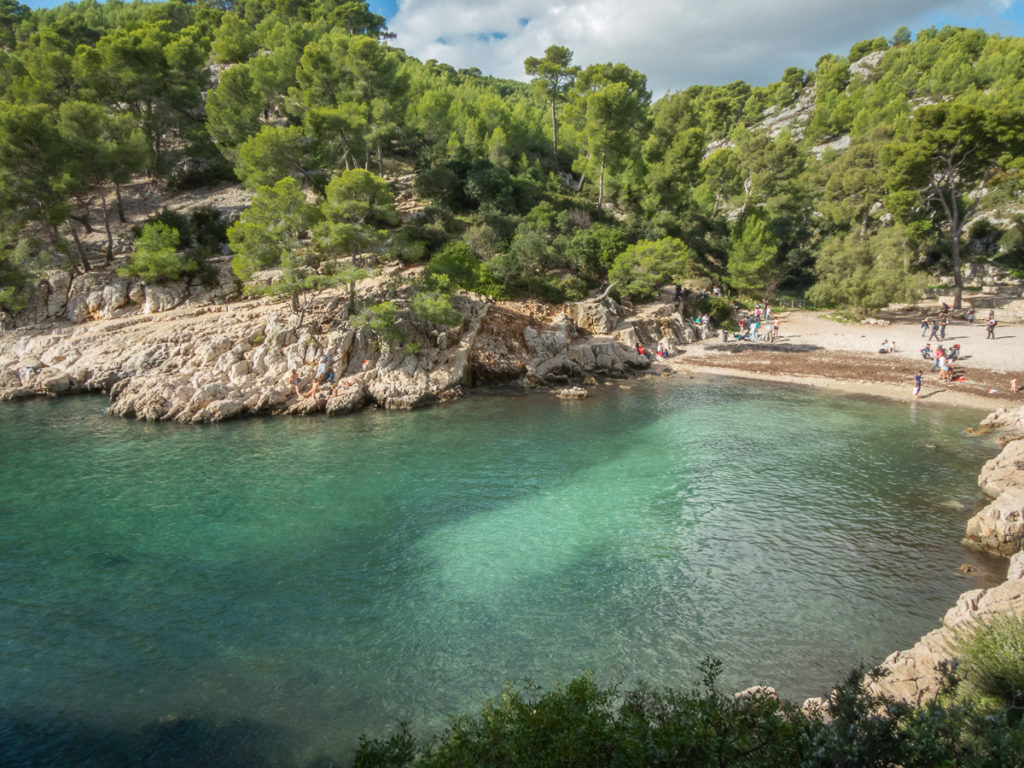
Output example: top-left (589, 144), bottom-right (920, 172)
top-left (0, 269), bottom-right (698, 422)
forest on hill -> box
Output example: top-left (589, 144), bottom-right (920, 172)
top-left (2, 0), bottom-right (1024, 325)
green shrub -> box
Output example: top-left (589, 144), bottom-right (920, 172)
top-left (424, 241), bottom-right (479, 290)
top-left (118, 222), bottom-right (197, 284)
top-left (137, 209), bottom-right (191, 249)
top-left (955, 613), bottom-right (1024, 724)
top-left (351, 300), bottom-right (404, 344)
top-left (410, 287), bottom-right (462, 327)
top-left (355, 662), bottom-right (1024, 767)
top-left (695, 294), bottom-right (737, 330)
top-left (609, 237), bottom-right (693, 302)
top-left (190, 208), bottom-right (229, 250)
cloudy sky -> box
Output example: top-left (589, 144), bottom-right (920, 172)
top-left (368, 0), bottom-right (1024, 94)
top-left (17, 0), bottom-right (1024, 95)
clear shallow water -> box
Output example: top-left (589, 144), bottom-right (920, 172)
top-left (0, 376), bottom-right (1006, 766)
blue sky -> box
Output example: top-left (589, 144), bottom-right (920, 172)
top-left (19, 1), bottom-right (1024, 94)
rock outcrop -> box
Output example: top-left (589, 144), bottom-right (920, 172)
top-left (977, 436), bottom-right (1024, 499)
top-left (0, 274), bottom-right (699, 423)
top-left (964, 487), bottom-right (1024, 556)
top-left (7, 258), bottom-right (241, 329)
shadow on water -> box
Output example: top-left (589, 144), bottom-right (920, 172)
top-left (0, 712), bottom-right (346, 768)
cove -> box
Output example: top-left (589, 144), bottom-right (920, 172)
top-left (0, 375), bottom-right (1006, 767)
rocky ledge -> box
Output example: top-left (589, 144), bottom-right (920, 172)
top-left (0, 269), bottom-right (704, 423)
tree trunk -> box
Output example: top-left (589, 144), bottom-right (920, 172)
top-left (68, 222), bottom-right (90, 273)
top-left (550, 98), bottom-right (558, 171)
top-left (597, 151), bottom-right (606, 209)
top-left (951, 225), bottom-right (964, 310)
top-left (101, 193), bottom-right (114, 265)
top-left (114, 182), bottom-right (127, 223)
top-left (71, 209), bottom-right (93, 234)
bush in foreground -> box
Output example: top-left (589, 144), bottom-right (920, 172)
top-left (354, 655), bottom-right (1024, 768)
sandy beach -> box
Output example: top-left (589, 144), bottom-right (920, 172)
top-left (668, 307), bottom-right (1022, 411)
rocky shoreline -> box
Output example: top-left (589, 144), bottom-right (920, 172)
top-left (1, 267), bottom-right (710, 422)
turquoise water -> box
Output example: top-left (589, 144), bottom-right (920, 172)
top-left (0, 376), bottom-right (1005, 766)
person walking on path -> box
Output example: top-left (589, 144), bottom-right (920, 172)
top-left (987, 316), bottom-right (998, 339)
top-left (928, 319), bottom-right (941, 341)
top-left (921, 317), bottom-right (930, 337)
top-left (967, 307), bottom-right (975, 326)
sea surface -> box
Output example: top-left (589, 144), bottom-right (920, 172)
top-left (0, 375), bottom-right (1007, 766)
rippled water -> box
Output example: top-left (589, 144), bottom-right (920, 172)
top-left (0, 375), bottom-right (1006, 766)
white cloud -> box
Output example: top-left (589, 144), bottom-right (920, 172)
top-left (389, 0), bottom-right (1011, 95)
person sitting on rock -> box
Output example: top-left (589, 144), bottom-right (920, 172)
top-left (288, 369), bottom-right (303, 396)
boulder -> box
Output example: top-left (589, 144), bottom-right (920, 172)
top-left (143, 283), bottom-right (188, 314)
top-left (33, 368), bottom-right (72, 394)
top-left (963, 488), bottom-right (1024, 556)
top-left (193, 398), bottom-right (245, 423)
top-left (554, 386), bottom-right (588, 399)
top-left (977, 405), bottom-right (1024, 434)
top-left (564, 297), bottom-right (626, 335)
top-left (978, 438), bottom-right (1024, 498)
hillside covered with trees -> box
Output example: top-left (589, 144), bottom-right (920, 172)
top-left (2, 0), bottom-right (1024, 327)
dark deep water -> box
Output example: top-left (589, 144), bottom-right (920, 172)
top-left (0, 375), bottom-right (1006, 766)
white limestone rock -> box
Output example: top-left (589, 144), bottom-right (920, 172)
top-left (978, 439), bottom-right (1024, 498)
top-left (964, 488), bottom-right (1024, 556)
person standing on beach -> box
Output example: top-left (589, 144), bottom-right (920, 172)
top-left (939, 316), bottom-right (947, 340)
top-left (921, 317), bottom-right (930, 337)
top-left (913, 371), bottom-right (922, 400)
top-left (987, 316), bottom-right (998, 339)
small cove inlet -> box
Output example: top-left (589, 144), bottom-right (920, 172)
top-left (0, 375), bottom-right (1006, 766)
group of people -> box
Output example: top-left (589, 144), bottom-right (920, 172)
top-left (673, 284), bottom-right (722, 307)
top-left (288, 355), bottom-right (367, 400)
top-left (912, 357), bottom-right (958, 398)
top-left (966, 305), bottom-right (999, 337)
top-left (920, 315), bottom-right (949, 341)
top-left (922, 307), bottom-right (1000, 340)
top-left (636, 342), bottom-right (672, 360)
top-left (734, 314), bottom-right (779, 342)
top-left (920, 343), bottom-right (961, 362)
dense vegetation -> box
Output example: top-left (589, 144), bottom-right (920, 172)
top-left (352, 616), bottom-right (1024, 767)
top-left (2, 0), bottom-right (1024, 326)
